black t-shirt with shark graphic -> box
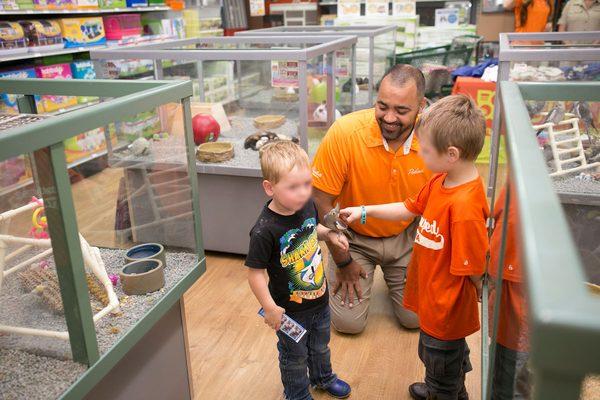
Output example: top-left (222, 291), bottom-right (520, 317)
top-left (245, 199), bottom-right (328, 313)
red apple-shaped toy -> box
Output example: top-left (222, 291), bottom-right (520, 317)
top-left (192, 114), bottom-right (220, 145)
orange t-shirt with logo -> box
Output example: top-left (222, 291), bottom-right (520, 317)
top-left (312, 108), bottom-right (431, 238)
top-left (403, 173), bottom-right (489, 341)
top-left (488, 187), bottom-right (529, 352)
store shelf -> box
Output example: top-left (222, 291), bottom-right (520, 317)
top-left (0, 6), bottom-right (171, 15)
top-left (1, 47), bottom-right (91, 63)
top-left (1, 35), bottom-right (179, 64)
top-left (0, 139), bottom-right (129, 197)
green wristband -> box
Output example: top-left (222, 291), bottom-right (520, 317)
top-left (360, 205), bottom-right (367, 224)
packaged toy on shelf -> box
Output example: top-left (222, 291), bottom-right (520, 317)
top-left (98, 0), bottom-right (125, 8)
top-left (0, 68), bottom-right (43, 114)
top-left (63, 127), bottom-right (116, 164)
top-left (70, 60), bottom-right (97, 104)
top-left (33, 0), bottom-right (75, 9)
top-left (103, 14), bottom-right (142, 40)
top-left (76, 0), bottom-right (99, 8)
top-left (125, 0), bottom-right (146, 7)
top-left (117, 109), bottom-right (162, 142)
top-left (59, 17), bottom-right (106, 48)
top-left (0, 22), bottom-right (28, 55)
top-left (19, 20), bottom-right (64, 52)
top-left (34, 63), bottom-right (78, 112)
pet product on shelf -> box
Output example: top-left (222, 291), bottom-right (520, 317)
top-left (103, 14), bottom-right (142, 40)
top-left (125, 0), bottom-right (146, 7)
top-left (34, 63), bottom-right (78, 112)
top-left (0, 22), bottom-right (28, 55)
top-left (0, 198), bottom-right (120, 340)
top-left (119, 259), bottom-right (165, 295)
top-left (253, 115), bottom-right (286, 130)
top-left (244, 132), bottom-right (299, 151)
top-left (124, 243), bottom-right (166, 269)
top-left (98, 0), bottom-right (126, 8)
top-left (75, 0), bottom-right (99, 8)
top-left (0, 69), bottom-right (43, 114)
top-left (19, 20), bottom-right (64, 51)
top-left (59, 17), bottom-right (106, 48)
top-left (196, 142), bottom-right (234, 163)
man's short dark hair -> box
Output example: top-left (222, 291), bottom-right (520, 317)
top-left (378, 64), bottom-right (426, 99)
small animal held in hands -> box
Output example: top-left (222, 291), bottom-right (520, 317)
top-left (244, 131), bottom-right (299, 151)
top-left (323, 203), bottom-right (348, 233)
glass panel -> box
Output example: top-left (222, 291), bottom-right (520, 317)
top-left (509, 57), bottom-right (600, 83)
top-left (68, 101), bottom-right (198, 353)
top-left (488, 175), bottom-right (534, 399)
top-left (307, 54), bottom-right (333, 158)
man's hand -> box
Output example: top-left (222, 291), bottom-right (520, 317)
top-left (326, 230), bottom-right (349, 252)
top-left (339, 206), bottom-right (362, 225)
top-left (263, 305), bottom-right (285, 330)
top-left (333, 260), bottom-right (367, 308)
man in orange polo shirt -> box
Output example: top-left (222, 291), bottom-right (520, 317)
top-left (312, 64), bottom-right (431, 333)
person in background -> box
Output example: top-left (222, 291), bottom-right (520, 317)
top-left (503, 0), bottom-right (553, 34)
top-left (558, 0), bottom-right (600, 33)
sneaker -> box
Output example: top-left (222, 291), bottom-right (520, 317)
top-left (408, 382), bottom-right (469, 400)
top-left (314, 378), bottom-right (351, 399)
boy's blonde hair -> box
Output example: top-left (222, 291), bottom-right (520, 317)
top-left (259, 140), bottom-right (310, 184)
top-left (416, 94), bottom-right (486, 161)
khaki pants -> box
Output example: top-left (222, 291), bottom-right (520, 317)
top-left (327, 221), bottom-right (419, 334)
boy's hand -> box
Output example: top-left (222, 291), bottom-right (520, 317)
top-left (326, 230), bottom-right (349, 252)
top-left (264, 305), bottom-right (285, 330)
top-left (339, 207), bottom-right (362, 225)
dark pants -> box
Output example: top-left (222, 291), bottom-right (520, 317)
top-left (418, 330), bottom-right (473, 400)
top-left (277, 305), bottom-right (337, 400)
top-left (491, 343), bottom-right (531, 400)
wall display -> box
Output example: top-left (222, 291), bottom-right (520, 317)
top-left (365, 0), bottom-right (389, 17)
top-left (337, 0), bottom-right (361, 18)
top-left (435, 8), bottom-right (459, 28)
top-left (392, 0), bottom-right (416, 16)
top-left (249, 0), bottom-right (265, 17)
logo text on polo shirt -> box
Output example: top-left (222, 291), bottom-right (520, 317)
top-left (312, 168), bottom-right (323, 179)
top-left (415, 217), bottom-right (444, 250)
top-left (408, 168), bottom-right (424, 175)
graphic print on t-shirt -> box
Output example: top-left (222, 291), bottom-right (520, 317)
top-left (415, 216), bottom-right (445, 250)
top-left (279, 217), bottom-right (326, 304)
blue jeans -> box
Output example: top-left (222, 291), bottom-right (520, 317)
top-left (276, 305), bottom-right (337, 400)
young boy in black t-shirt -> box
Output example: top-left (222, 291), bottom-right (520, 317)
top-left (246, 141), bottom-right (352, 400)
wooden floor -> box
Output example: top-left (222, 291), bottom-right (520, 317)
top-left (184, 252), bottom-right (482, 400)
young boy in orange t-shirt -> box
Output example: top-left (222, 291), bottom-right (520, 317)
top-left (341, 94), bottom-right (489, 400)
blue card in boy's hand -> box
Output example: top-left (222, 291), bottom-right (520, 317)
top-left (258, 308), bottom-right (307, 343)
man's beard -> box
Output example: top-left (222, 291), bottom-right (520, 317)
top-left (377, 119), bottom-right (414, 142)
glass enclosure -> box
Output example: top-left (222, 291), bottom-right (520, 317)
top-left (485, 80), bottom-right (600, 400)
top-left (485, 32), bottom-right (600, 400)
top-left (90, 36), bottom-right (357, 165)
top-left (489, 32), bottom-right (600, 289)
top-left (236, 25), bottom-right (397, 111)
top-left (0, 78), bottom-right (203, 397)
